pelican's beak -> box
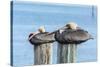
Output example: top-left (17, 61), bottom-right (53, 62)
top-left (46, 26), bottom-right (68, 35)
top-left (60, 26), bottom-right (68, 30)
top-left (76, 27), bottom-right (81, 29)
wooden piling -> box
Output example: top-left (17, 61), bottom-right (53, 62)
top-left (57, 44), bottom-right (77, 63)
top-left (67, 44), bottom-right (77, 63)
top-left (34, 43), bottom-right (52, 65)
top-left (33, 27), bottom-right (53, 65)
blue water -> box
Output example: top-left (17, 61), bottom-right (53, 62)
top-left (12, 1), bottom-right (97, 66)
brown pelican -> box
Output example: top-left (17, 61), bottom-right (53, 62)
top-left (54, 22), bottom-right (93, 44)
top-left (28, 26), bottom-right (55, 45)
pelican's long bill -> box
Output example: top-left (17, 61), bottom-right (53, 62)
top-left (47, 26), bottom-right (67, 35)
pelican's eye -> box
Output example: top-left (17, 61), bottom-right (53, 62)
top-left (66, 24), bottom-right (71, 29)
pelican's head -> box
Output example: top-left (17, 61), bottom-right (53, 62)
top-left (38, 26), bottom-right (45, 33)
top-left (66, 22), bottom-right (78, 30)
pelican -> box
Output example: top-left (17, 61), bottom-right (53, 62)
top-left (28, 26), bottom-right (55, 45)
top-left (54, 22), bottom-right (93, 44)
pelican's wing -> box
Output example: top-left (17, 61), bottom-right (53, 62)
top-left (63, 29), bottom-right (92, 41)
top-left (34, 32), bottom-right (55, 41)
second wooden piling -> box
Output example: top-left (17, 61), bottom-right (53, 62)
top-left (57, 44), bottom-right (77, 63)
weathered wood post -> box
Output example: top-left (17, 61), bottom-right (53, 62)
top-left (34, 27), bottom-right (53, 65)
top-left (29, 26), bottom-right (55, 65)
top-left (67, 44), bottom-right (77, 63)
top-left (57, 44), bottom-right (77, 63)
top-left (34, 43), bottom-right (52, 65)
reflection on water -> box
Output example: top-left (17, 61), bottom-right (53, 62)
top-left (12, 1), bottom-right (97, 66)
